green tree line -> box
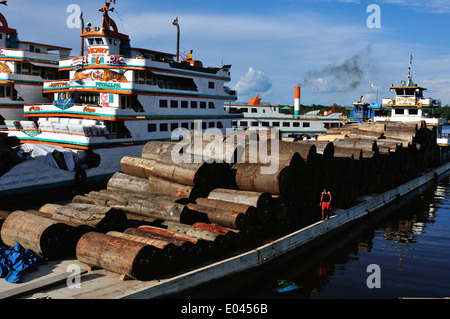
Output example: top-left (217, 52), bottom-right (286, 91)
top-left (279, 104), bottom-right (450, 120)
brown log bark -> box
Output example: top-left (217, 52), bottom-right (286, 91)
top-left (76, 232), bottom-right (161, 280)
top-left (1, 210), bottom-right (72, 259)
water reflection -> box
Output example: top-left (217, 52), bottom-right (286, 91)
top-left (173, 177), bottom-right (450, 299)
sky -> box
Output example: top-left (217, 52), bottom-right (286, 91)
top-left (3, 0), bottom-right (450, 107)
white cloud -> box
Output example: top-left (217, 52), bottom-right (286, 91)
top-left (233, 67), bottom-right (273, 101)
top-left (319, 0), bottom-right (450, 13)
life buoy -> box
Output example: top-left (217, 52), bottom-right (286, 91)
top-left (343, 118), bottom-right (348, 124)
top-left (388, 100), bottom-right (394, 106)
top-left (75, 169), bottom-right (87, 184)
top-left (417, 102), bottom-right (423, 108)
top-left (368, 119), bottom-right (373, 123)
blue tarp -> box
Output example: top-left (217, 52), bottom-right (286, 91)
top-left (0, 243), bottom-right (47, 283)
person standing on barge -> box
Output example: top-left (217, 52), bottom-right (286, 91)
top-left (320, 188), bottom-right (332, 220)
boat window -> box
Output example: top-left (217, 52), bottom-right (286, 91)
top-left (232, 121), bottom-right (237, 127)
top-left (181, 122), bottom-right (189, 129)
top-left (88, 38), bottom-right (94, 45)
top-left (148, 123), bottom-right (157, 132)
top-left (202, 122), bottom-right (207, 129)
top-left (217, 122), bottom-right (223, 129)
top-left (283, 122), bottom-right (290, 127)
top-left (240, 121), bottom-right (248, 127)
top-left (181, 101), bottom-right (188, 108)
top-left (251, 108), bottom-right (258, 113)
top-left (95, 38), bottom-right (104, 45)
top-left (272, 122), bottom-right (280, 127)
top-left (409, 109), bottom-right (418, 115)
top-left (171, 100), bottom-right (178, 108)
top-left (191, 101), bottom-right (197, 108)
top-left (159, 100), bottom-right (168, 108)
top-left (171, 123), bottom-right (178, 131)
top-left (208, 82), bottom-right (215, 89)
top-left (160, 123), bottom-right (168, 131)
top-left (251, 121), bottom-right (259, 127)
top-left (200, 101), bottom-right (206, 109)
top-left (303, 122), bottom-right (310, 127)
top-left (261, 122), bottom-right (269, 127)
top-left (208, 122), bottom-right (215, 128)
top-left (293, 122), bottom-right (300, 127)
top-left (208, 102), bottom-right (215, 109)
top-left (395, 109), bottom-right (405, 115)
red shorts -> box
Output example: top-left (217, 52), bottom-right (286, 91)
top-left (322, 202), bottom-right (330, 210)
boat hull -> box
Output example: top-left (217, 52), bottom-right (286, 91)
top-left (0, 144), bottom-right (144, 199)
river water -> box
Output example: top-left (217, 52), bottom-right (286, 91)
top-left (172, 175), bottom-right (450, 299)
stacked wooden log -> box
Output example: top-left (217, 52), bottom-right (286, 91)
top-left (1, 124), bottom-right (443, 281)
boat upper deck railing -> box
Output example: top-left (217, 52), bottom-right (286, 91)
top-left (0, 47), bottom-right (70, 60)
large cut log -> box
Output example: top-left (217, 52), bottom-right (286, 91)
top-left (151, 152), bottom-right (232, 195)
top-left (76, 232), bottom-right (161, 280)
top-left (160, 220), bottom-right (231, 256)
top-left (120, 156), bottom-right (156, 179)
top-left (138, 225), bottom-right (214, 261)
top-left (207, 188), bottom-right (273, 223)
top-left (194, 197), bottom-right (257, 224)
top-left (72, 195), bottom-right (109, 206)
top-left (123, 227), bottom-right (197, 267)
top-left (40, 203), bottom-right (127, 233)
top-left (107, 172), bottom-right (150, 195)
top-left (185, 203), bottom-right (246, 229)
top-left (26, 210), bottom-right (95, 253)
top-left (1, 210), bottom-right (72, 260)
top-left (108, 170), bottom-right (199, 200)
top-left (108, 230), bottom-right (179, 273)
top-left (334, 137), bottom-right (378, 152)
top-left (295, 141), bottom-right (335, 158)
top-left (147, 175), bottom-right (197, 200)
top-left (231, 160), bottom-right (295, 196)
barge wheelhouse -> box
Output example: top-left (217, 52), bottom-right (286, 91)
top-left (374, 55), bottom-right (449, 146)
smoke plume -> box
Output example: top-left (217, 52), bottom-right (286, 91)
top-left (303, 46), bottom-right (375, 93)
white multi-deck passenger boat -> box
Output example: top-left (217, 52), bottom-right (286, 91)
top-left (225, 87), bottom-right (345, 138)
top-left (0, 1), bottom-right (239, 198)
top-left (374, 55), bottom-right (450, 146)
top-left (0, 2), bottom-right (71, 124)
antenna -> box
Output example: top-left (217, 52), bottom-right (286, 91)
top-left (172, 17), bottom-right (180, 62)
top-left (80, 11), bottom-right (85, 56)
